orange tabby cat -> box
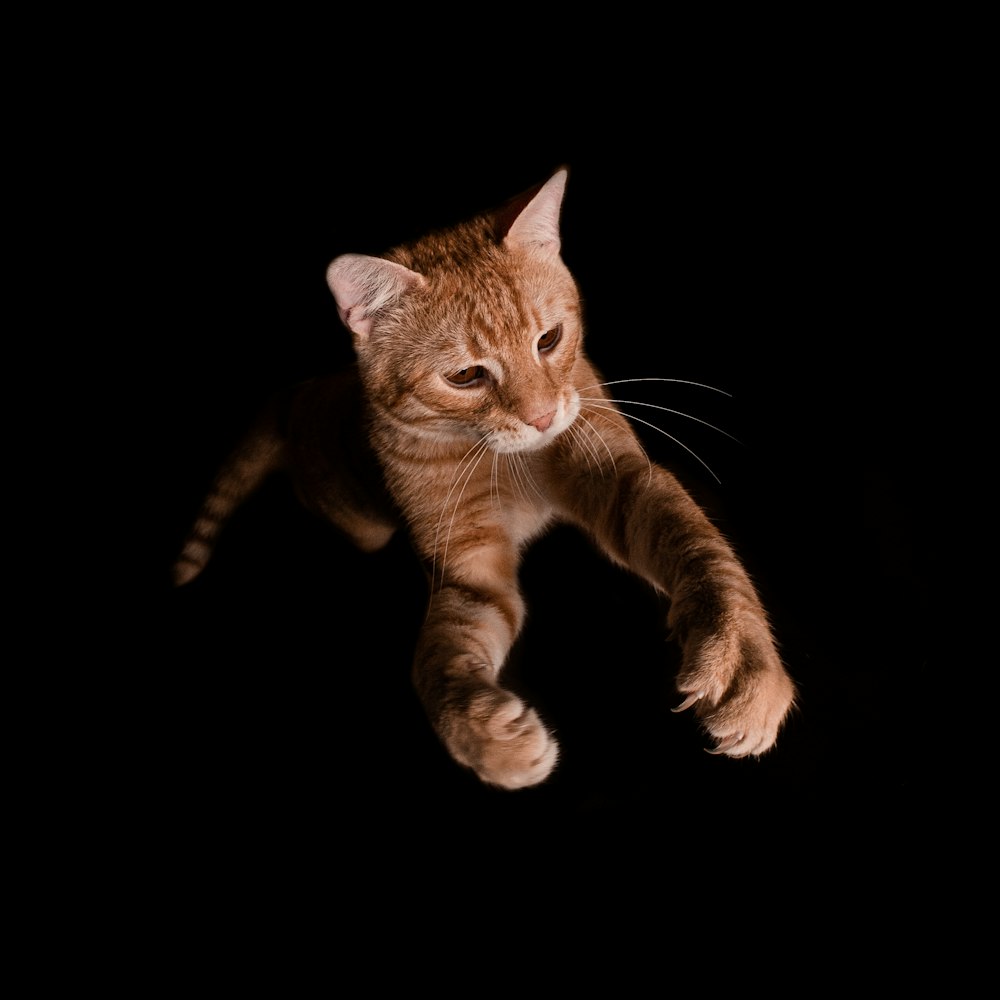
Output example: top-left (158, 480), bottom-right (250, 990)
top-left (173, 169), bottom-right (796, 789)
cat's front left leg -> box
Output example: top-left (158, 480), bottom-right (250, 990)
top-left (552, 449), bottom-right (796, 758)
top-left (413, 580), bottom-right (558, 789)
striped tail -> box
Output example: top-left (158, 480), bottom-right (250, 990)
top-left (173, 413), bottom-right (285, 586)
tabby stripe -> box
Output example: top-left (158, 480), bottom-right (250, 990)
top-left (432, 581), bottom-right (521, 638)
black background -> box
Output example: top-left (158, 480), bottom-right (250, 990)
top-left (141, 66), bottom-right (939, 875)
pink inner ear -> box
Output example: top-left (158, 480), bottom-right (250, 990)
top-left (494, 182), bottom-right (547, 241)
top-left (338, 304), bottom-right (370, 338)
top-left (327, 254), bottom-right (425, 340)
top-left (501, 169), bottom-right (566, 250)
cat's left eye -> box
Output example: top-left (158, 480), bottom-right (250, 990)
top-left (537, 324), bottom-right (562, 354)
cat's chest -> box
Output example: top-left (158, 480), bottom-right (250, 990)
top-left (497, 489), bottom-right (557, 548)
top-left (465, 457), bottom-right (557, 546)
top-left (398, 450), bottom-right (558, 555)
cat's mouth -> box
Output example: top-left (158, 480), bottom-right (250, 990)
top-left (488, 393), bottom-right (581, 454)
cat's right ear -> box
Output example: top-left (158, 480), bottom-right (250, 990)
top-left (326, 254), bottom-right (426, 341)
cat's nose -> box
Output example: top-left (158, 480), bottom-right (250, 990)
top-left (529, 410), bottom-right (556, 432)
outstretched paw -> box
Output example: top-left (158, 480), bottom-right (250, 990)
top-left (442, 686), bottom-right (559, 790)
top-left (673, 634), bottom-right (796, 757)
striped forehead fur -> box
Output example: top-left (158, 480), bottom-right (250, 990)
top-left (383, 216), bottom-right (543, 352)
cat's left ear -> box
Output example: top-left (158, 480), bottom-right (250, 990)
top-left (499, 168), bottom-right (567, 254)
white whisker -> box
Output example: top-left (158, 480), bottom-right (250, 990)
top-left (576, 410), bottom-right (618, 475)
top-left (490, 450), bottom-right (501, 512)
top-left (585, 405), bottom-right (652, 484)
top-left (508, 452), bottom-right (545, 505)
top-left (579, 377), bottom-right (732, 397)
top-left (506, 454), bottom-right (524, 504)
top-left (518, 453), bottom-right (546, 502)
top-left (502, 453), bottom-right (526, 505)
top-left (585, 402), bottom-right (722, 484)
top-left (568, 422), bottom-right (602, 477)
top-left (432, 436), bottom-right (490, 592)
top-left (579, 396), bottom-right (740, 444)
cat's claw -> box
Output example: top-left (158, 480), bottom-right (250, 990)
top-left (674, 626), bottom-right (796, 757)
top-left (672, 691), bottom-right (705, 713)
top-left (706, 733), bottom-right (746, 755)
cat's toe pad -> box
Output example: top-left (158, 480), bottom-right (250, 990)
top-left (445, 688), bottom-right (559, 790)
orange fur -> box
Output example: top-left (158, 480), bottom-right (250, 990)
top-left (174, 169), bottom-right (796, 788)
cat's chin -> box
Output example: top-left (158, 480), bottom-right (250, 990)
top-left (491, 432), bottom-right (562, 455)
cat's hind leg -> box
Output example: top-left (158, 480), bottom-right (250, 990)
top-left (284, 371), bottom-right (400, 554)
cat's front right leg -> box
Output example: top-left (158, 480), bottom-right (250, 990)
top-left (413, 583), bottom-right (558, 789)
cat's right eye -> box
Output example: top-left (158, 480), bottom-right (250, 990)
top-left (447, 366), bottom-right (487, 387)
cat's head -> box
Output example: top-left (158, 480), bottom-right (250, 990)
top-left (326, 169), bottom-right (584, 454)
